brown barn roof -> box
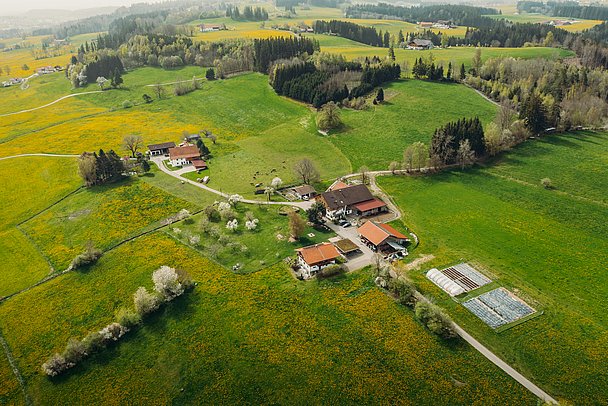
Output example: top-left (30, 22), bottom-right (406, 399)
top-left (353, 198), bottom-right (387, 212)
top-left (192, 159), bottom-right (207, 169)
top-left (293, 185), bottom-right (316, 195)
top-left (358, 221), bottom-right (408, 246)
top-left (296, 243), bottom-right (340, 266)
top-left (169, 145), bottom-right (200, 160)
top-left (320, 184), bottom-right (374, 211)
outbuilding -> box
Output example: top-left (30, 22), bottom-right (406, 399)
top-left (296, 243), bottom-right (341, 278)
top-left (148, 142), bottom-right (176, 156)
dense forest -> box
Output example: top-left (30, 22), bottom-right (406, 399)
top-left (225, 6), bottom-right (269, 21)
top-left (313, 20), bottom-right (388, 47)
top-left (518, 1), bottom-right (608, 20)
top-left (253, 37), bottom-right (318, 72)
top-left (430, 117), bottom-right (485, 166)
top-left (269, 55), bottom-right (400, 107)
top-left (345, 4), bottom-right (499, 27)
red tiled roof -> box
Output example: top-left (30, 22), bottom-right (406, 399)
top-left (296, 243), bottom-right (340, 266)
top-left (353, 198), bottom-right (387, 212)
top-left (169, 145), bottom-right (200, 160)
top-left (328, 181), bottom-right (349, 191)
top-left (358, 221), bottom-right (408, 246)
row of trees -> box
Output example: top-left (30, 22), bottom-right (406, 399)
top-left (42, 266), bottom-right (193, 376)
top-left (518, 1), bottom-right (608, 20)
top-left (313, 20), bottom-right (389, 48)
top-left (225, 5), bottom-right (268, 21)
top-left (345, 3), bottom-right (499, 27)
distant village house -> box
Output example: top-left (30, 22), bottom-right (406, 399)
top-left (407, 39), bottom-right (434, 50)
top-left (199, 23), bottom-right (226, 32)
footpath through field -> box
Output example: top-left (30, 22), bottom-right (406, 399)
top-left (0, 91), bottom-right (103, 118)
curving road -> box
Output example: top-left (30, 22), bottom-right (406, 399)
top-left (0, 153), bottom-right (78, 161)
top-left (0, 91), bottom-right (103, 118)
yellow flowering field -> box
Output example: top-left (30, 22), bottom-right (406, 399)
top-left (0, 232), bottom-right (535, 404)
top-left (0, 354), bottom-right (21, 404)
top-left (21, 179), bottom-right (198, 269)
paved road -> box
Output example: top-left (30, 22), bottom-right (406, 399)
top-left (151, 157), bottom-right (313, 209)
top-left (0, 91), bottom-right (103, 117)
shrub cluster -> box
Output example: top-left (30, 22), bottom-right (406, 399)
top-left (414, 302), bottom-right (458, 340)
top-left (70, 242), bottom-right (103, 270)
top-left (317, 264), bottom-right (345, 279)
top-left (42, 266), bottom-right (193, 377)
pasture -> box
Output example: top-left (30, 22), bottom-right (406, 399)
top-left (331, 79), bottom-right (498, 170)
top-left (379, 131), bottom-right (608, 404)
top-left (0, 156), bottom-right (81, 298)
top-left (485, 13), bottom-right (602, 32)
top-left (0, 232), bottom-right (536, 404)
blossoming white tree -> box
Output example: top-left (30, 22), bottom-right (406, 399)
top-left (245, 218), bottom-right (259, 230)
top-left (226, 219), bottom-right (238, 232)
top-left (271, 177), bottom-right (282, 189)
top-left (152, 266), bottom-right (184, 300)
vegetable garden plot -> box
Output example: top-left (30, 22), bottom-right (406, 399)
top-left (463, 288), bottom-right (535, 329)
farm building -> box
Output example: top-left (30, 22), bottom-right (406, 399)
top-left (296, 243), bottom-right (341, 278)
top-left (332, 238), bottom-right (360, 256)
top-left (199, 23), bottom-right (226, 32)
top-left (318, 183), bottom-right (387, 220)
top-left (169, 145), bottom-right (201, 167)
top-left (358, 221), bottom-right (408, 256)
top-left (292, 184), bottom-right (317, 200)
top-left (418, 22), bottom-right (433, 28)
top-left (184, 134), bottom-right (201, 142)
top-left (192, 159), bottom-right (208, 171)
top-left (407, 39), bottom-right (434, 50)
top-left (148, 142), bottom-right (176, 156)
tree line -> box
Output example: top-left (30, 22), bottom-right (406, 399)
top-left (253, 37), bottom-right (318, 72)
top-left (269, 56), bottom-right (400, 107)
top-left (518, 1), bottom-right (608, 21)
top-left (226, 6), bottom-right (269, 21)
top-left (313, 20), bottom-right (388, 48)
top-left (430, 117), bottom-right (485, 167)
top-left (345, 3), bottom-right (500, 27)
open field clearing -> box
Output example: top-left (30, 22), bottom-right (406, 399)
top-left (21, 179), bottom-right (198, 269)
top-left (379, 132), bottom-right (608, 404)
top-left (0, 156), bottom-right (81, 297)
top-left (0, 33), bottom-right (104, 77)
top-left (0, 232), bottom-right (536, 404)
top-left (307, 34), bottom-right (574, 64)
top-left (0, 354), bottom-right (21, 405)
top-left (331, 79), bottom-right (497, 170)
top-left (485, 13), bottom-right (602, 31)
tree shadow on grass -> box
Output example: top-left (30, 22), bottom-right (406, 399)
top-left (47, 291), bottom-right (198, 384)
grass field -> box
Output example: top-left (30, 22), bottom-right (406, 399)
top-left (486, 12), bottom-right (602, 32)
top-left (0, 33), bottom-right (104, 77)
top-left (0, 156), bottom-right (81, 297)
top-left (330, 79), bottom-right (498, 170)
top-left (21, 178), bottom-right (198, 269)
top-left (308, 34), bottom-right (574, 64)
top-left (378, 131), bottom-right (608, 404)
top-left (0, 232), bottom-right (536, 404)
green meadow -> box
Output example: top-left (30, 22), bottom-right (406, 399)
top-left (378, 131), bottom-right (608, 404)
top-left (0, 232), bottom-right (536, 404)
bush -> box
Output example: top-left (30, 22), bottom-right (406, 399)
top-left (62, 338), bottom-right (87, 364)
top-left (317, 264), bottom-right (344, 279)
top-left (152, 266), bottom-right (184, 301)
top-left (204, 205), bottom-right (221, 222)
top-left (99, 323), bottom-right (128, 342)
top-left (541, 178), bottom-right (552, 189)
top-left (389, 277), bottom-right (417, 306)
top-left (122, 100), bottom-right (133, 109)
top-left (115, 307), bottom-right (142, 329)
top-left (42, 353), bottom-right (74, 377)
top-left (70, 243), bottom-right (102, 270)
top-left (176, 268), bottom-right (194, 290)
top-left (133, 286), bottom-right (161, 315)
top-left (81, 331), bottom-right (106, 352)
top-left (414, 301), bottom-right (458, 340)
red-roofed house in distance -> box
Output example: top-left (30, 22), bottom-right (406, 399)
top-left (296, 243), bottom-right (341, 278)
top-left (192, 159), bottom-right (208, 172)
top-left (358, 221), bottom-right (409, 259)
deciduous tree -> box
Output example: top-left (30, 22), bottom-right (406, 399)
top-left (293, 158), bottom-right (320, 185)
